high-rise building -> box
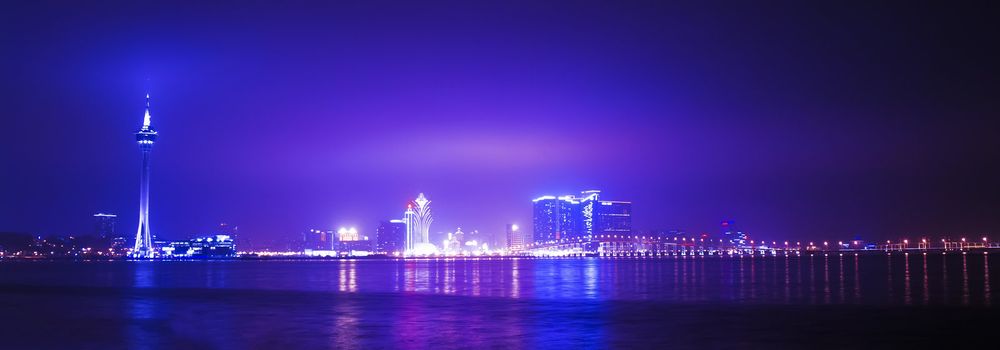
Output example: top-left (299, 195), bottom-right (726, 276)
top-left (442, 227), bottom-right (466, 253)
top-left (453, 227), bottom-right (465, 246)
top-left (505, 224), bottom-right (524, 251)
top-left (532, 190), bottom-right (632, 244)
top-left (333, 227), bottom-right (372, 253)
top-left (93, 213), bottom-right (117, 239)
top-left (532, 196), bottom-right (560, 242)
top-left (376, 220), bottom-right (407, 254)
top-left (303, 229), bottom-right (334, 250)
top-left (405, 193), bottom-right (434, 254)
top-left (595, 200), bottom-right (632, 235)
top-left (132, 94), bottom-right (158, 258)
top-left (404, 205), bottom-right (416, 251)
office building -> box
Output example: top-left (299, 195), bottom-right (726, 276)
top-left (93, 213), bottom-right (117, 239)
top-left (506, 224), bottom-right (524, 251)
top-left (532, 190), bottom-right (632, 244)
top-left (303, 229), bottom-right (334, 251)
top-left (376, 220), bottom-right (407, 254)
top-left (333, 227), bottom-right (372, 254)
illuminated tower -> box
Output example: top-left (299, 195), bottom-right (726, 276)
top-left (404, 204), bottom-right (416, 252)
top-left (404, 193), bottom-right (433, 254)
top-left (132, 94), bottom-right (157, 258)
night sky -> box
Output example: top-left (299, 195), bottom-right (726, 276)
top-left (1, 1), bottom-right (998, 245)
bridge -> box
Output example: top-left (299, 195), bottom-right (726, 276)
top-left (521, 234), bottom-right (799, 257)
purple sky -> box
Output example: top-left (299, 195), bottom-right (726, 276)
top-left (1, 1), bottom-right (998, 244)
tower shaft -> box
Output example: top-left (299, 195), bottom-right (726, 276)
top-left (133, 147), bottom-right (153, 257)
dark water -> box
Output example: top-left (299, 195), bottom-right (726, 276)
top-left (1, 253), bottom-right (997, 349)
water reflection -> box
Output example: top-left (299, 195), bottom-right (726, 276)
top-left (330, 291), bottom-right (361, 347)
top-left (5, 256), bottom-right (996, 324)
top-left (923, 253), bottom-right (930, 305)
top-left (838, 254), bottom-right (845, 303)
top-left (338, 260), bottom-right (357, 293)
top-left (133, 261), bottom-right (155, 288)
top-left (584, 258), bottom-right (598, 299)
top-left (823, 255), bottom-right (830, 304)
top-left (511, 259), bottom-right (520, 298)
top-left (887, 254), bottom-right (894, 303)
top-left (854, 254), bottom-right (861, 303)
top-left (903, 253), bottom-right (911, 305)
top-left (785, 254), bottom-right (792, 304)
top-left (5, 256), bottom-right (999, 349)
top-left (127, 262), bottom-right (159, 350)
top-left (985, 254), bottom-right (991, 306)
top-left (942, 253), bottom-right (949, 301)
top-left (809, 255), bottom-right (816, 304)
top-left (472, 260), bottom-right (481, 297)
top-left (223, 254), bottom-right (994, 307)
top-left (749, 255), bottom-right (756, 300)
top-left (962, 254), bottom-right (970, 305)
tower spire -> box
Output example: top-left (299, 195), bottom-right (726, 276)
top-left (142, 93), bottom-right (152, 129)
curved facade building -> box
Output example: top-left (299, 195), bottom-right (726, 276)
top-left (405, 193), bottom-right (434, 254)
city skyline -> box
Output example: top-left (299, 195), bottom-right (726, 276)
top-left (4, 87), bottom-right (998, 246)
top-left (2, 1), bottom-right (999, 244)
top-left (3, 2), bottom-right (999, 349)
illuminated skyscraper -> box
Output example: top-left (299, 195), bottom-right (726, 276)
top-left (376, 220), bottom-right (407, 254)
top-left (404, 205), bottom-right (416, 252)
top-left (505, 224), bottom-right (524, 251)
top-left (132, 94), bottom-right (157, 258)
top-left (532, 196), bottom-right (560, 242)
top-left (93, 213), bottom-right (118, 239)
top-left (404, 193), bottom-right (434, 255)
top-left (532, 190), bottom-right (631, 243)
